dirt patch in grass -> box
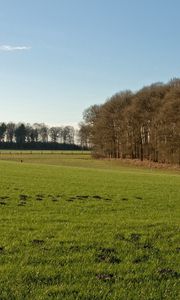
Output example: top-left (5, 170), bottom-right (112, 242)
top-left (66, 195), bottom-right (111, 202)
top-left (76, 195), bottom-right (89, 199)
top-left (36, 196), bottom-right (43, 201)
top-left (142, 242), bottom-right (153, 249)
top-left (69, 245), bottom-right (81, 252)
top-left (122, 197), bottom-right (128, 201)
top-left (32, 239), bottom-right (45, 245)
top-left (92, 195), bottom-right (102, 199)
top-left (96, 273), bottom-right (115, 282)
top-left (36, 194), bottom-right (45, 198)
top-left (35, 194), bottom-right (45, 201)
top-left (18, 202), bottom-right (26, 206)
top-left (19, 194), bottom-right (29, 200)
top-left (0, 196), bottom-right (9, 200)
top-left (115, 233), bottom-right (126, 241)
top-left (130, 233), bottom-right (141, 242)
top-left (133, 255), bottom-right (149, 264)
top-left (158, 268), bottom-right (180, 279)
top-left (95, 248), bottom-right (121, 264)
top-left (134, 196), bottom-right (143, 200)
top-left (0, 201), bottom-right (6, 205)
top-left (47, 194), bottom-right (59, 201)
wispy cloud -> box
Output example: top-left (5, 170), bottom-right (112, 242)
top-left (0, 45), bottom-right (31, 52)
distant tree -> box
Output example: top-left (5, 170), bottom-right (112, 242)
top-left (30, 128), bottom-right (38, 142)
top-left (0, 123), bottom-right (7, 142)
top-left (62, 126), bottom-right (75, 144)
top-left (78, 122), bottom-right (91, 148)
top-left (49, 127), bottom-right (61, 143)
top-left (6, 122), bottom-right (15, 142)
top-left (80, 80), bottom-right (180, 164)
top-left (15, 124), bottom-right (26, 145)
top-left (25, 124), bottom-right (34, 142)
top-left (157, 86), bottom-right (180, 164)
top-left (39, 125), bottom-right (48, 142)
top-left (33, 123), bottom-right (49, 142)
top-left (169, 77), bottom-right (180, 87)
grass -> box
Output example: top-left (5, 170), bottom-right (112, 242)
top-left (0, 152), bottom-right (179, 299)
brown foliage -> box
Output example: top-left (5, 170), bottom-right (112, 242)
top-left (80, 80), bottom-right (180, 165)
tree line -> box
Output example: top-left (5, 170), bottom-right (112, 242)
top-left (79, 78), bottom-right (180, 165)
top-left (0, 123), bottom-right (82, 150)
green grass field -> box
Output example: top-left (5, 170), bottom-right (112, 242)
top-left (0, 152), bottom-right (179, 299)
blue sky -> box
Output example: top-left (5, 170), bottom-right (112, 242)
top-left (0, 0), bottom-right (180, 126)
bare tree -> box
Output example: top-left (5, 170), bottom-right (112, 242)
top-left (80, 80), bottom-right (180, 164)
top-left (15, 123), bottom-right (26, 145)
top-left (6, 122), bottom-right (15, 142)
top-left (49, 127), bottom-right (61, 143)
top-left (0, 123), bottom-right (7, 142)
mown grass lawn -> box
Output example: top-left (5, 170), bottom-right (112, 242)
top-left (0, 153), bottom-right (179, 299)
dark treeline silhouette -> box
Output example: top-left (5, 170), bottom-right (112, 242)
top-left (0, 123), bottom-right (83, 150)
top-left (0, 142), bottom-right (82, 151)
top-left (79, 78), bottom-right (180, 165)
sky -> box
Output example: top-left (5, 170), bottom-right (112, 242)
top-left (0, 0), bottom-right (180, 126)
